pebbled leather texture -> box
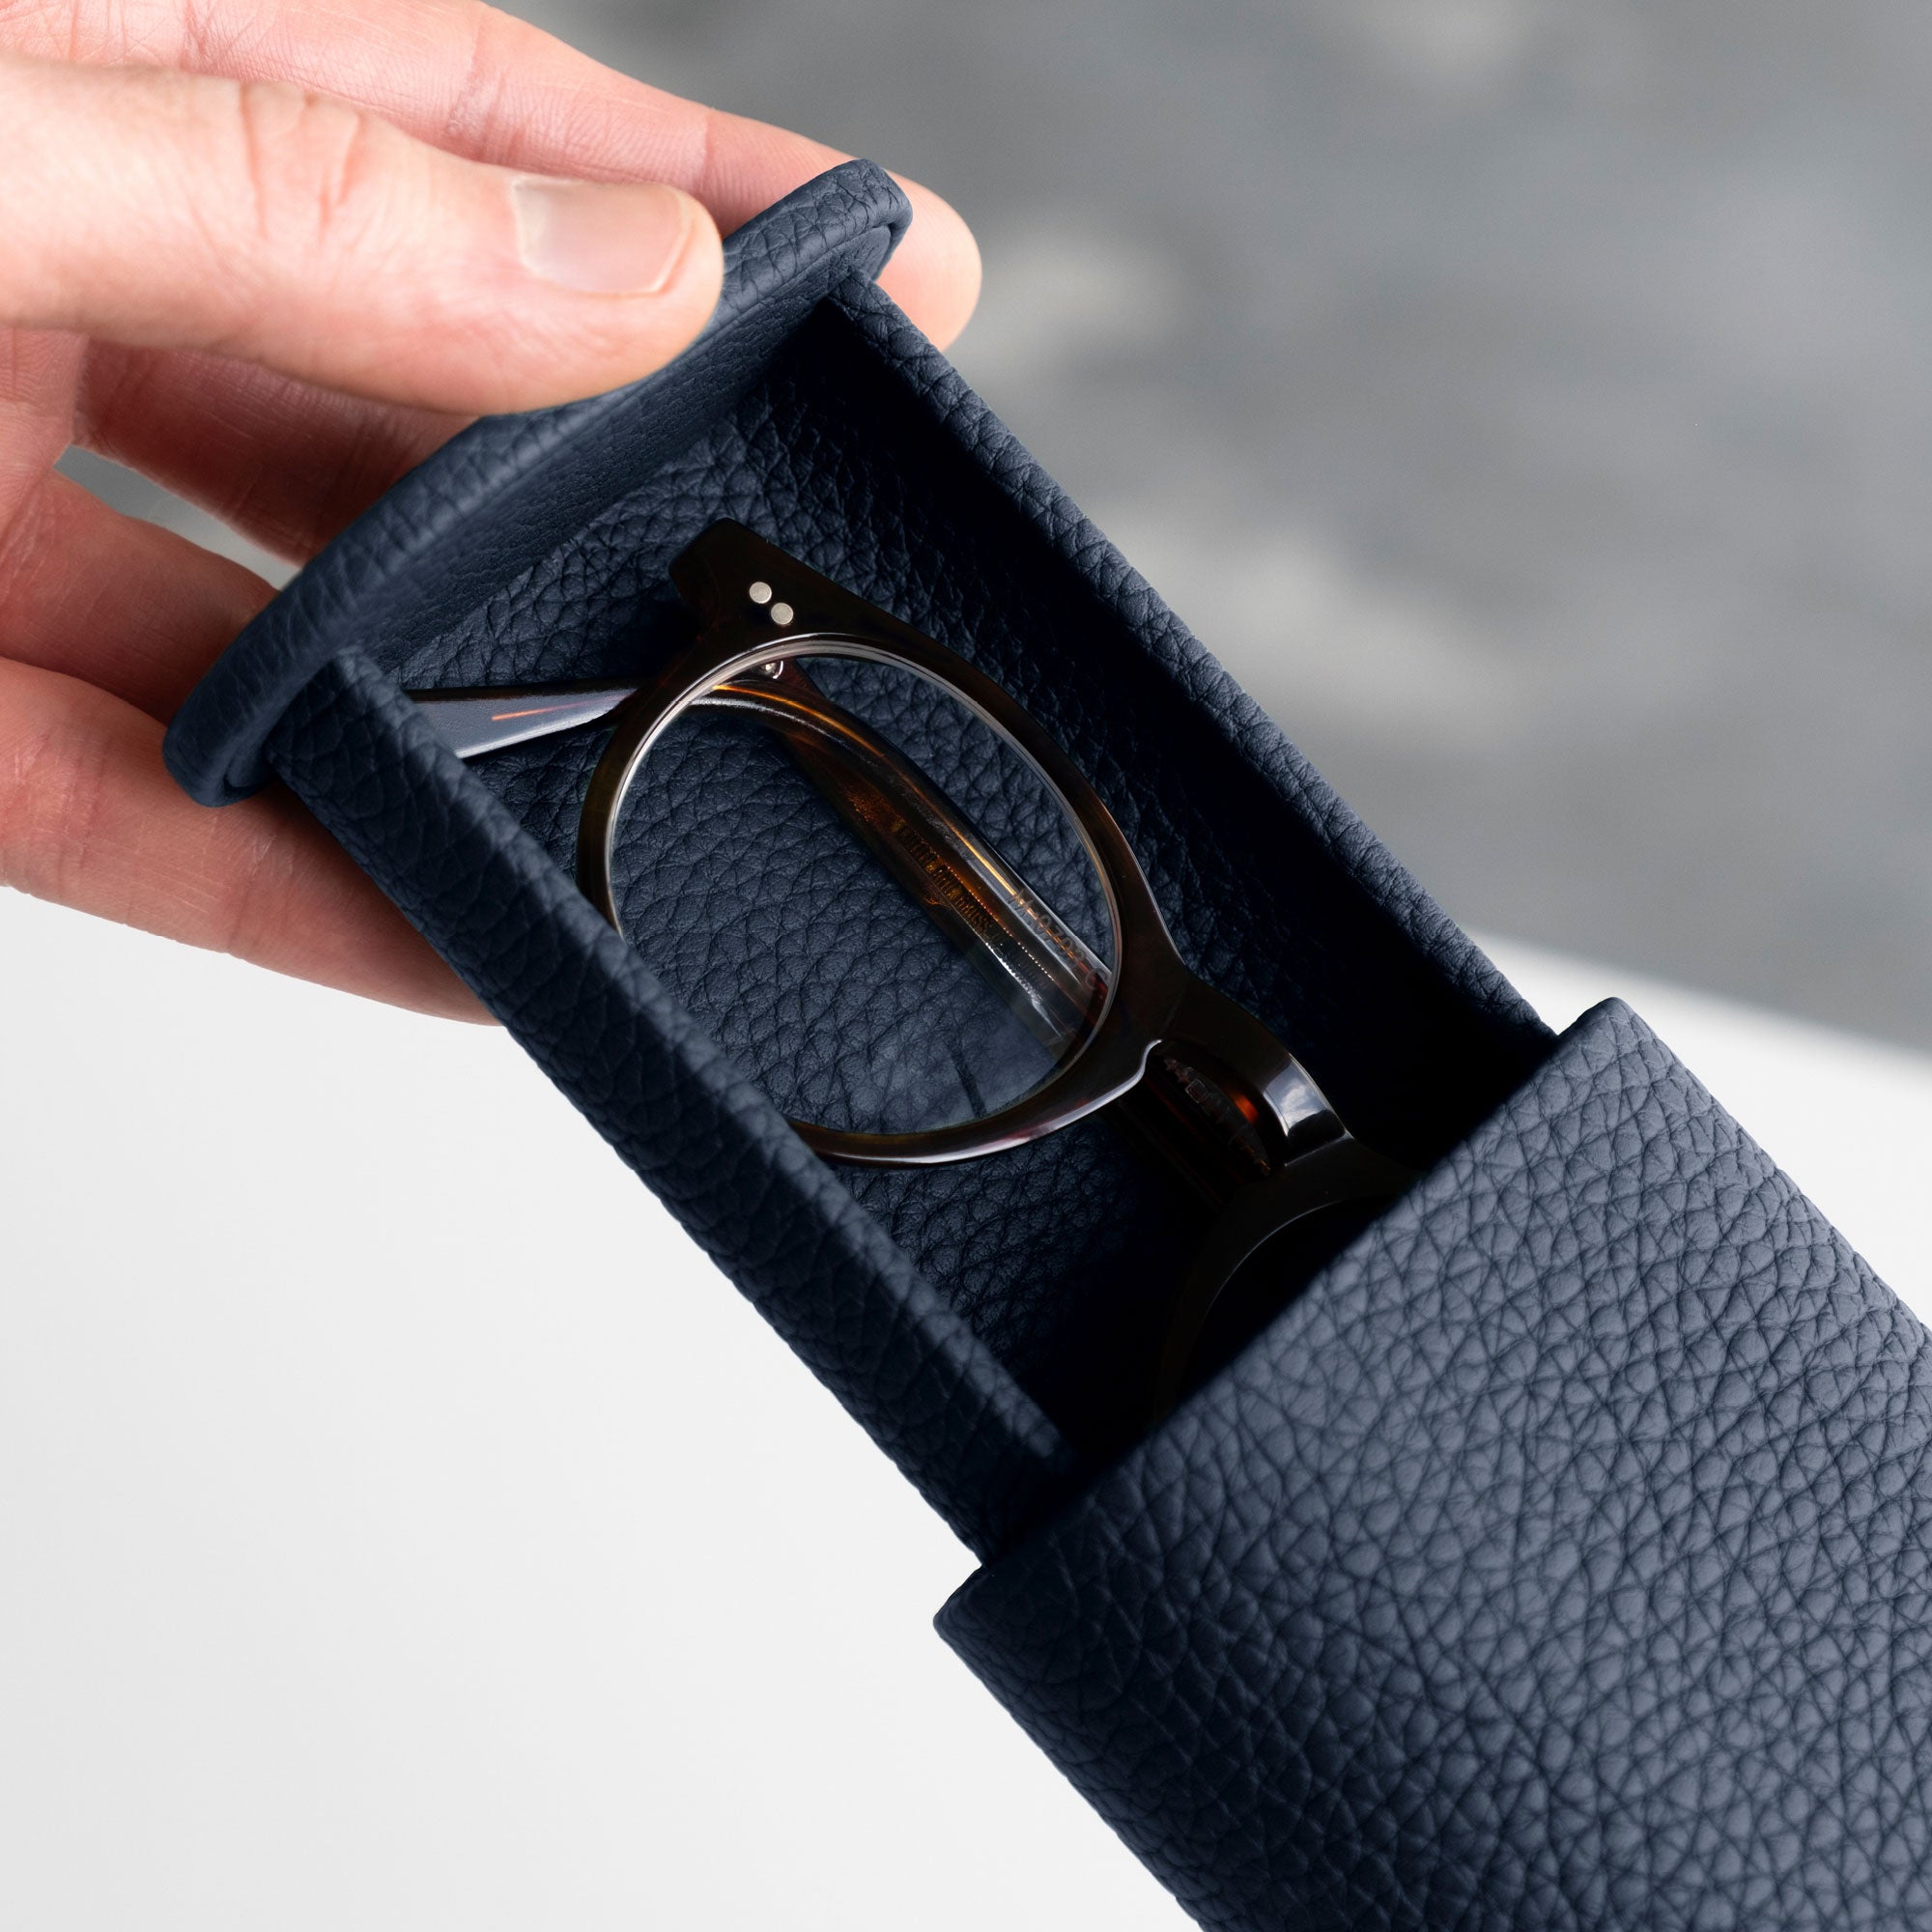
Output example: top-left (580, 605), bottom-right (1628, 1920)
top-left (266, 646), bottom-right (1078, 1555)
top-left (172, 159), bottom-right (1551, 1514)
top-left (380, 291), bottom-right (1549, 1460)
top-left (942, 999), bottom-right (1932, 1931)
top-left (161, 161), bottom-right (1927, 1924)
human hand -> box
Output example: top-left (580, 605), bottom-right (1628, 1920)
top-left (0, 0), bottom-right (980, 1020)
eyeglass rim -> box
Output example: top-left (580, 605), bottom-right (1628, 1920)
top-left (402, 521), bottom-right (1413, 1414)
top-left (572, 557), bottom-right (1207, 1168)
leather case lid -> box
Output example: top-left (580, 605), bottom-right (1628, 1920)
top-left (941, 998), bottom-right (1932, 1930)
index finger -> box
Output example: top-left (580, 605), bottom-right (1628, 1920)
top-left (4, 0), bottom-right (980, 346)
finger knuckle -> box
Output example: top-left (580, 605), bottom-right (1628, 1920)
top-left (0, 704), bottom-right (113, 908)
top-left (176, 0), bottom-right (251, 71)
top-left (441, 1), bottom-right (517, 151)
top-left (0, 468), bottom-right (53, 609)
top-left (223, 78), bottom-right (395, 261)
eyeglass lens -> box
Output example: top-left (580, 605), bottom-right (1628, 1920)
top-left (608, 650), bottom-right (1116, 1138)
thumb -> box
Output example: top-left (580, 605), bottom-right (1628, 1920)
top-left (0, 50), bottom-right (724, 413)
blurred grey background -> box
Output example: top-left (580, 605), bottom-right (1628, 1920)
top-left (83, 0), bottom-right (1932, 1044)
top-left (570, 0), bottom-right (1932, 1048)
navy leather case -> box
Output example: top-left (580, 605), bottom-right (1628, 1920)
top-left (167, 164), bottom-right (1932, 1927)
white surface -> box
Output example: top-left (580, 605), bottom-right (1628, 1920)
top-left (1, 889), bottom-right (1928, 1929)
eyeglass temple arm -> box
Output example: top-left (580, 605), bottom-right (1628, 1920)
top-left (408, 683), bottom-right (639, 759)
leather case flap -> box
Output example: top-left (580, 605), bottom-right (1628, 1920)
top-left (939, 998), bottom-right (1932, 1930)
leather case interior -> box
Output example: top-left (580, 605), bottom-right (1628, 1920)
top-left (166, 162), bottom-right (1932, 1927)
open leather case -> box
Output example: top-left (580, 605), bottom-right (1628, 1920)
top-left (166, 162), bottom-right (1932, 1929)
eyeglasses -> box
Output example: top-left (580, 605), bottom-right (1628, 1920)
top-left (410, 521), bottom-right (1413, 1414)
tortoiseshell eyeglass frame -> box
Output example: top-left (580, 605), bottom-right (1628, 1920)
top-left (411, 520), bottom-right (1414, 1410)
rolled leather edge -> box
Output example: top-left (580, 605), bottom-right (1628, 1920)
top-left (164, 158), bottom-right (911, 807)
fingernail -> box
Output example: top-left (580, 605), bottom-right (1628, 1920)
top-left (512, 178), bottom-right (698, 295)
